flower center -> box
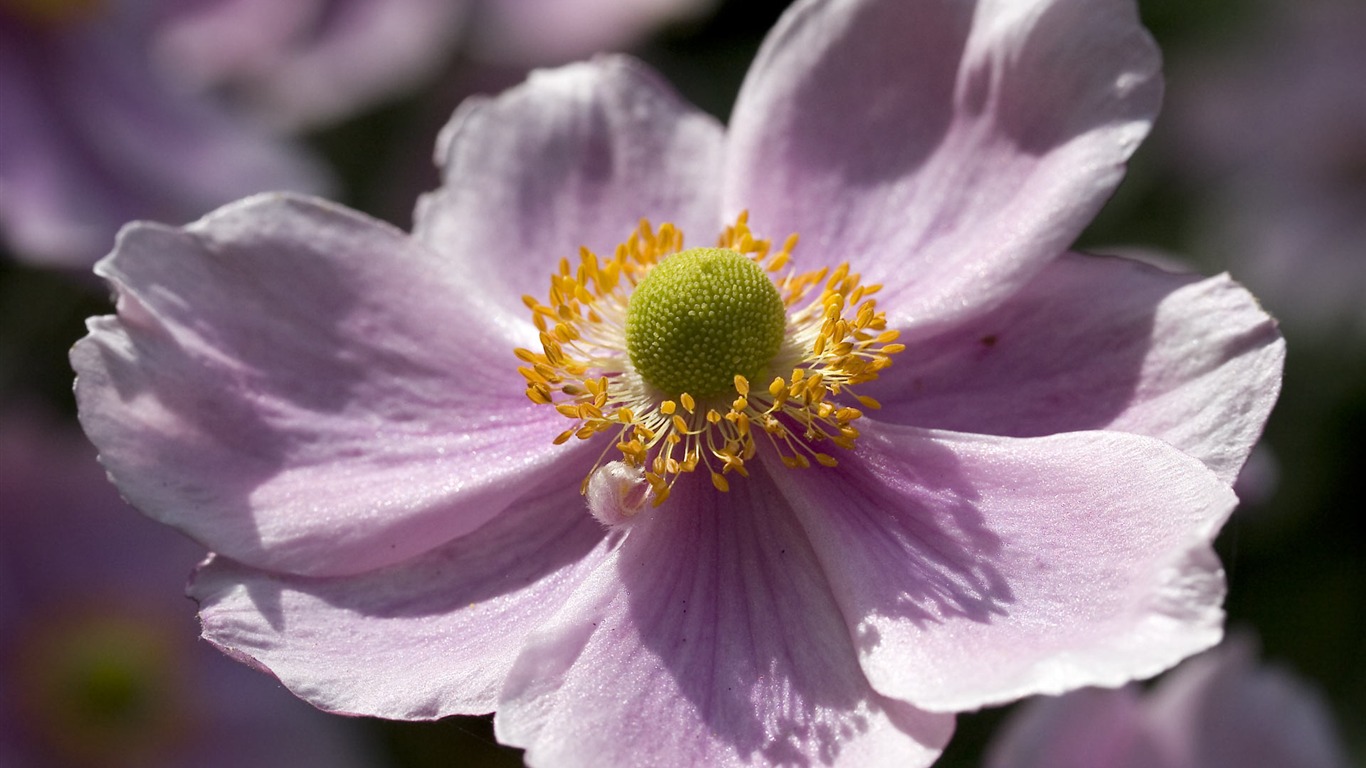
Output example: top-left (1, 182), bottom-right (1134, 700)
top-left (516, 213), bottom-right (904, 510)
top-left (625, 247), bottom-right (787, 400)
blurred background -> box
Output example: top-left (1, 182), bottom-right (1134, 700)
top-left (1, 0), bottom-right (1361, 765)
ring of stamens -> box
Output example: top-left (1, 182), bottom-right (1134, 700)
top-left (515, 213), bottom-right (905, 507)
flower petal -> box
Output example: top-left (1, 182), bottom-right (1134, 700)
top-left (496, 471), bottom-right (953, 767)
top-left (774, 422), bottom-right (1236, 712)
top-left (869, 253), bottom-right (1284, 484)
top-left (72, 193), bottom-right (587, 577)
top-left (725, 0), bottom-right (1161, 334)
top-left (191, 476), bottom-right (608, 719)
top-left (414, 55), bottom-right (725, 320)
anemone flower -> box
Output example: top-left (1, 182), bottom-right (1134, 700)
top-left (983, 635), bottom-right (1351, 768)
top-left (0, 0), bottom-right (329, 267)
top-left (71, 0), bottom-right (1284, 765)
top-left (0, 408), bottom-right (376, 768)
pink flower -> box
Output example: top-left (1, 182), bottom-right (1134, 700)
top-left (71, 0), bottom-right (1284, 765)
top-left (983, 635), bottom-right (1351, 768)
top-left (0, 408), bottom-right (378, 768)
top-left (0, 0), bottom-right (330, 267)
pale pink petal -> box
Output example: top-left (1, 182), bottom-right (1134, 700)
top-left (983, 688), bottom-right (1163, 768)
top-left (1144, 636), bottom-right (1350, 768)
top-left (870, 253), bottom-right (1284, 484)
top-left (191, 476), bottom-right (608, 719)
top-left (72, 193), bottom-right (588, 577)
top-left (775, 422), bottom-right (1235, 712)
top-left (496, 472), bottom-right (953, 767)
top-left (725, 0), bottom-right (1160, 335)
top-left (413, 55), bottom-right (725, 320)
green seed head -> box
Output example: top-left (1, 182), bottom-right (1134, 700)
top-left (625, 248), bottom-right (787, 400)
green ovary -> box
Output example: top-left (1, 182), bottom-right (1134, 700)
top-left (625, 247), bottom-right (787, 400)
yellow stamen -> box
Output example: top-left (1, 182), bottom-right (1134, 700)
top-left (514, 213), bottom-right (904, 506)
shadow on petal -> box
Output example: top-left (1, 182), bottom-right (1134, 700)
top-left (191, 473), bottom-right (609, 719)
top-left (607, 468), bottom-right (949, 765)
top-left (75, 196), bottom-right (569, 577)
top-left (871, 253), bottom-right (1164, 438)
top-left (816, 434), bottom-right (1014, 641)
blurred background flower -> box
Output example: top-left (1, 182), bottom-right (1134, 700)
top-left (1160, 0), bottom-right (1366, 342)
top-left (1, 0), bottom-right (714, 268)
top-left (0, 0), bottom-right (330, 268)
top-left (982, 634), bottom-right (1350, 768)
top-left (0, 406), bottom-right (381, 767)
top-left (152, 0), bottom-right (716, 132)
top-left (1, 0), bottom-right (1363, 765)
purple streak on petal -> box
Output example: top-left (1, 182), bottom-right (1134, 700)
top-left (496, 470), bottom-right (953, 767)
top-left (774, 422), bottom-right (1236, 712)
top-left (192, 473), bottom-right (608, 719)
top-left (870, 252), bottom-right (1284, 484)
top-left (414, 55), bottom-right (725, 320)
top-left (72, 193), bottom-right (589, 577)
top-left (725, 0), bottom-right (1161, 336)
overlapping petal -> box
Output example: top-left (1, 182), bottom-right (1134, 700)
top-left (496, 471), bottom-right (953, 767)
top-left (726, 0), bottom-right (1161, 334)
top-left (870, 253), bottom-right (1284, 484)
top-left (191, 473), bottom-right (607, 719)
top-left (73, 194), bottom-right (587, 577)
top-left (776, 422), bottom-right (1235, 712)
top-left (413, 56), bottom-right (725, 319)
